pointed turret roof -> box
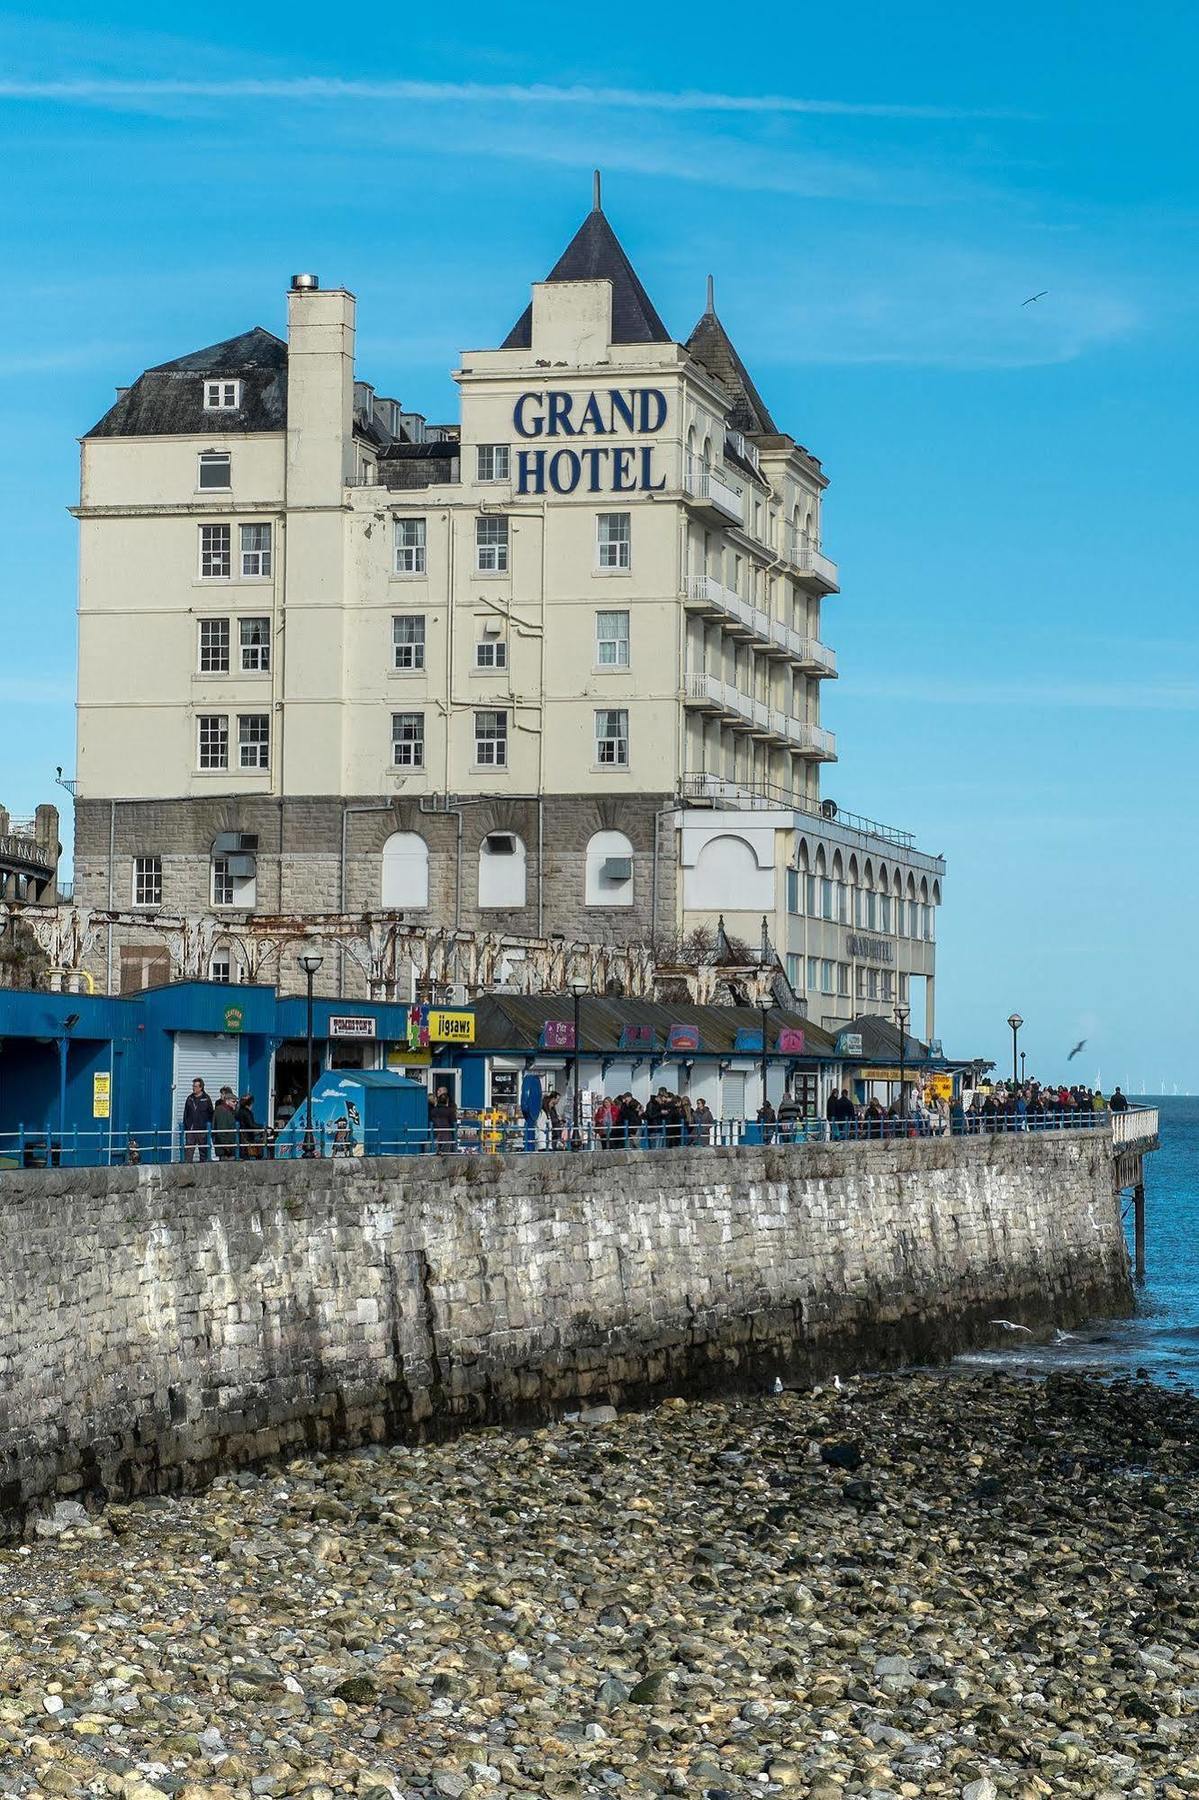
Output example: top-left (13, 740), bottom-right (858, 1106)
top-left (685, 292), bottom-right (778, 437)
top-left (501, 200), bottom-right (671, 350)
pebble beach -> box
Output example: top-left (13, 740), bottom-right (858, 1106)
top-left (1, 1372), bottom-right (1197, 1800)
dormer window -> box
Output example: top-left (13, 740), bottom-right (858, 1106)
top-left (204, 380), bottom-right (241, 411)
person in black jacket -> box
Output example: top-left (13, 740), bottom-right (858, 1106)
top-left (430, 1086), bottom-right (458, 1151)
top-left (182, 1079), bottom-right (214, 1162)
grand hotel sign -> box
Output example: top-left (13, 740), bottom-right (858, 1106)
top-left (514, 387), bottom-right (668, 496)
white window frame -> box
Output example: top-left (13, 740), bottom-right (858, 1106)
top-left (391, 711), bottom-right (425, 768)
top-left (392, 614), bottom-right (426, 672)
top-left (596, 512), bottom-right (631, 571)
top-left (394, 517), bottom-right (427, 576)
top-left (132, 855), bottom-right (162, 909)
top-left (239, 616), bottom-right (270, 673)
top-left (476, 515), bottom-right (509, 574)
top-left (239, 522), bottom-right (272, 579)
top-left (474, 709), bottom-right (508, 767)
top-left (199, 524), bottom-right (232, 580)
top-left (198, 617), bottom-right (230, 674)
top-left (595, 708), bottom-right (629, 768)
top-left (203, 380), bottom-right (241, 411)
top-left (475, 639), bottom-right (507, 670)
top-left (476, 444), bottom-right (510, 483)
top-left (198, 450), bottom-right (231, 491)
top-left (209, 950), bottom-right (234, 983)
top-left (211, 857), bottom-right (235, 907)
top-left (237, 713), bottom-right (270, 770)
top-left (595, 609), bottom-right (630, 668)
top-left (197, 714), bottom-right (229, 770)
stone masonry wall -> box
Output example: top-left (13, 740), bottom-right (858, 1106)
top-left (73, 793), bottom-right (676, 994)
top-left (0, 1132), bottom-right (1131, 1526)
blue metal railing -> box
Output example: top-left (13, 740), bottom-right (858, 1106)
top-left (0, 1106), bottom-right (1143, 1170)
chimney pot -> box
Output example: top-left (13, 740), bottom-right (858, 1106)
top-left (290, 272), bottom-right (320, 291)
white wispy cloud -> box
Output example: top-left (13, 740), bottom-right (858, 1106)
top-left (843, 676), bottom-right (1199, 711)
top-left (0, 76), bottom-right (1021, 121)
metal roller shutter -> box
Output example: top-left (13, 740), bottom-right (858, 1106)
top-left (171, 1032), bottom-right (242, 1150)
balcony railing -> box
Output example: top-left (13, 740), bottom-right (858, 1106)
top-left (678, 774), bottom-right (942, 866)
top-left (684, 456), bottom-right (745, 525)
top-left (686, 578), bottom-right (837, 675)
top-left (682, 676), bottom-right (836, 758)
top-left (787, 534), bottom-right (839, 591)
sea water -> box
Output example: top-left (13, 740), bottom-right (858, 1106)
top-left (954, 1095), bottom-right (1199, 1389)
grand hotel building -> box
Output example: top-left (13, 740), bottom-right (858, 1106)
top-left (72, 190), bottom-right (944, 1029)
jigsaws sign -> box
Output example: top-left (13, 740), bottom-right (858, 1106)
top-left (512, 387), bottom-right (667, 496)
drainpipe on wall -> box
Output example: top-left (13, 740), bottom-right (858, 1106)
top-left (650, 802), bottom-right (680, 954)
top-left (339, 800), bottom-right (397, 991)
top-left (106, 800), bottom-right (116, 995)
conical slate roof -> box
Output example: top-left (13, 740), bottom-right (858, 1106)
top-left (501, 207), bottom-right (671, 350)
top-left (685, 303), bottom-right (778, 436)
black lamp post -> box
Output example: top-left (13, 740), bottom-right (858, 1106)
top-left (299, 950), bottom-right (323, 1158)
top-left (1007, 1013), bottom-right (1023, 1086)
top-left (1020, 1050), bottom-right (1026, 1084)
top-left (894, 1003), bottom-right (910, 1119)
top-left (759, 1001), bottom-right (770, 1121)
top-left (569, 976), bottom-right (589, 1148)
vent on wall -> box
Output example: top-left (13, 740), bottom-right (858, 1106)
top-left (484, 833), bottom-right (516, 856)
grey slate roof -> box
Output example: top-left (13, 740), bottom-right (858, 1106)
top-left (469, 993), bottom-right (838, 1059)
top-left (86, 327), bottom-right (288, 438)
top-left (685, 306), bottom-right (778, 436)
top-left (501, 208), bottom-right (671, 350)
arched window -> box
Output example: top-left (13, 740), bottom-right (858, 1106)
top-left (585, 830), bottom-right (634, 908)
top-left (478, 832), bottom-right (527, 909)
top-left (381, 832), bottom-right (429, 909)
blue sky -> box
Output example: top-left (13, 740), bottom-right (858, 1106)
top-left (1, 0), bottom-right (1196, 1086)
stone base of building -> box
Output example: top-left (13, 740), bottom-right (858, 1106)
top-left (74, 792), bottom-right (679, 992)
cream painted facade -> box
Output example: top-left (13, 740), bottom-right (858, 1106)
top-left (73, 199), bottom-right (943, 1024)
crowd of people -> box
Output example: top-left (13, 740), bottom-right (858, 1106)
top-left (176, 1072), bottom-right (1132, 1162)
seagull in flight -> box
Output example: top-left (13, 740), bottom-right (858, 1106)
top-left (990, 1319), bottom-right (1033, 1334)
top-left (1067, 1039), bottom-right (1087, 1061)
top-left (1022, 290), bottom-right (1049, 306)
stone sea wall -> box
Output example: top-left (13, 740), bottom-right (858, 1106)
top-left (0, 1133), bottom-right (1131, 1523)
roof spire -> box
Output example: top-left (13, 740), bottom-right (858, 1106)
top-left (706, 273), bottom-right (715, 314)
top-left (593, 168), bottom-right (602, 212)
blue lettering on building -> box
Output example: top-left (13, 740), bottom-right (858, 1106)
top-left (512, 387), bottom-right (668, 495)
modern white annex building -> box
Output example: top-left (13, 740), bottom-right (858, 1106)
top-left (72, 186), bottom-right (943, 1029)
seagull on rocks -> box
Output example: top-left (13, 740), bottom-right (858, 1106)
top-left (989, 1319), bottom-right (1034, 1334)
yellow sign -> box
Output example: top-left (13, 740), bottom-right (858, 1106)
top-left (92, 1072), bottom-right (111, 1120)
top-left (387, 1046), bottom-right (432, 1068)
top-left (926, 1073), bottom-right (954, 1102)
top-left (427, 1009), bottom-right (475, 1044)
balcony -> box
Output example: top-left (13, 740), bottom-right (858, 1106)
top-left (684, 456), bottom-right (745, 526)
top-left (683, 674), bottom-right (837, 759)
top-left (787, 533), bottom-right (840, 593)
top-left (686, 578), bottom-right (837, 676)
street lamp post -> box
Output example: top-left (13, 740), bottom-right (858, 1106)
top-left (759, 1001), bottom-right (770, 1125)
top-left (569, 976), bottom-right (589, 1148)
top-left (1007, 1013), bottom-right (1023, 1086)
top-left (894, 1004), bottom-right (910, 1124)
top-left (299, 950), bottom-right (324, 1158)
